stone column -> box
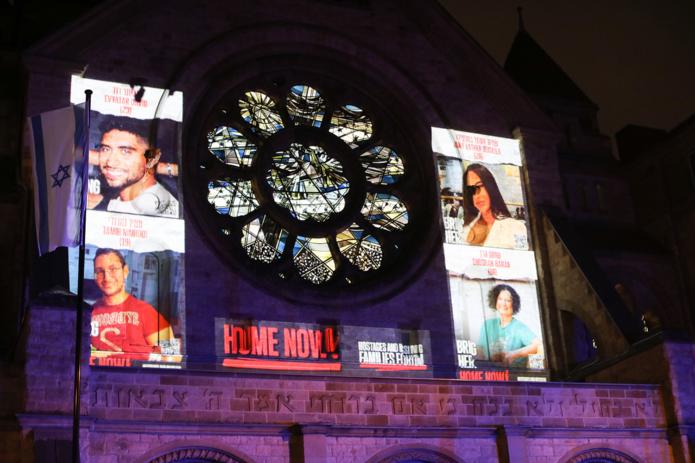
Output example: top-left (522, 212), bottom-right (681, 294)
top-left (497, 425), bottom-right (529, 463)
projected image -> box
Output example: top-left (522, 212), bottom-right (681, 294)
top-left (88, 116), bottom-right (179, 218)
top-left (213, 319), bottom-right (433, 378)
top-left (479, 283), bottom-right (540, 366)
top-left (461, 163), bottom-right (527, 250)
top-left (437, 156), bottom-right (527, 250)
top-left (87, 246), bottom-right (184, 367)
top-left (70, 76), bottom-right (186, 369)
top-left (433, 127), bottom-right (547, 382)
top-left (215, 319), bottom-right (341, 372)
top-left (342, 325), bottom-right (432, 377)
top-left (450, 277), bottom-right (544, 370)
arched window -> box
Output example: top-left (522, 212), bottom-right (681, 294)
top-left (564, 448), bottom-right (640, 463)
top-left (366, 446), bottom-right (461, 463)
top-left (560, 309), bottom-right (599, 367)
top-left (145, 446), bottom-right (248, 463)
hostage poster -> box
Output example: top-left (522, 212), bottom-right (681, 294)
top-left (433, 127), bottom-right (547, 382)
top-left (69, 76), bottom-right (186, 369)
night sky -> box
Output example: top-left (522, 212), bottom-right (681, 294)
top-left (8, 1), bottom-right (695, 139)
top-left (439, 0), bottom-right (695, 138)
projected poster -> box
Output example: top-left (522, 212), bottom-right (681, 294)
top-left (70, 76), bottom-right (186, 369)
top-left (214, 319), bottom-right (433, 378)
top-left (433, 127), bottom-right (547, 382)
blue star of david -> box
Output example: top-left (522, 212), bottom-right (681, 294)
top-left (51, 164), bottom-right (71, 188)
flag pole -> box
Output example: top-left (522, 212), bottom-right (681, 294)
top-left (72, 89), bottom-right (92, 463)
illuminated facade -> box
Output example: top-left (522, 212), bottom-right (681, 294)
top-left (1, 1), bottom-right (694, 462)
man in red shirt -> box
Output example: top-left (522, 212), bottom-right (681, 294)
top-left (90, 248), bottom-right (175, 360)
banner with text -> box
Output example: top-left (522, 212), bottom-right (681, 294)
top-left (215, 319), bottom-right (341, 372)
top-left (215, 320), bottom-right (433, 377)
top-left (341, 325), bottom-right (432, 377)
top-left (433, 127), bottom-right (547, 382)
top-left (70, 77), bottom-right (186, 369)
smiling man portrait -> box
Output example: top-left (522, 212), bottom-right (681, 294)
top-left (90, 247), bottom-right (175, 357)
top-left (89, 117), bottom-right (179, 218)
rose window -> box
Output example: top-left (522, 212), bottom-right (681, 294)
top-left (267, 143), bottom-right (349, 222)
top-left (190, 75), bottom-right (433, 297)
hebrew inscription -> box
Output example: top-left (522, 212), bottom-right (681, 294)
top-left (88, 381), bottom-right (661, 426)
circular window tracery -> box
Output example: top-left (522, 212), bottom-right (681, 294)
top-left (267, 142), bottom-right (350, 222)
top-left (189, 67), bottom-right (435, 301)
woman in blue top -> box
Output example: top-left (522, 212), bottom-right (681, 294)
top-left (478, 284), bottom-right (540, 367)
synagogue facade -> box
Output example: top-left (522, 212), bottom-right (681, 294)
top-left (1, 1), bottom-right (694, 462)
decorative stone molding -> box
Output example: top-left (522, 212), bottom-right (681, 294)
top-left (146, 446), bottom-right (247, 463)
top-left (366, 444), bottom-right (462, 463)
top-left (562, 447), bottom-right (641, 463)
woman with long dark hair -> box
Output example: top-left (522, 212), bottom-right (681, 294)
top-left (478, 284), bottom-right (540, 367)
top-left (462, 163), bottom-right (527, 249)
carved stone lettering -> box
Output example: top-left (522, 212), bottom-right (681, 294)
top-left (255, 393), bottom-right (272, 412)
top-left (596, 400), bottom-right (611, 417)
top-left (239, 392), bottom-right (254, 411)
top-left (487, 397), bottom-right (499, 415)
top-left (204, 390), bottom-right (222, 411)
top-left (526, 399), bottom-right (542, 416)
top-left (116, 388), bottom-right (129, 408)
top-left (277, 394), bottom-right (294, 412)
top-left (91, 386), bottom-right (111, 408)
top-left (439, 398), bottom-right (456, 415)
top-left (411, 398), bottom-right (426, 415)
top-left (149, 389), bottom-right (165, 409)
top-left (545, 398), bottom-right (563, 417)
top-left (309, 394), bottom-right (327, 413)
top-left (172, 391), bottom-right (188, 409)
top-left (331, 394), bottom-right (345, 414)
top-left (84, 380), bottom-right (658, 422)
top-left (364, 395), bottom-right (376, 414)
top-left (634, 401), bottom-right (651, 417)
top-left (310, 394), bottom-right (346, 414)
top-left (348, 395), bottom-right (360, 414)
top-left (129, 388), bottom-right (147, 408)
top-left (392, 396), bottom-right (406, 415)
top-left (572, 393), bottom-right (588, 414)
top-left (502, 398), bottom-right (513, 416)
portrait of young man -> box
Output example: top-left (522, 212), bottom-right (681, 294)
top-left (90, 247), bottom-right (176, 358)
top-left (88, 117), bottom-right (179, 218)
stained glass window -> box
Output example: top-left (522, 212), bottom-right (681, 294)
top-left (287, 85), bottom-right (325, 128)
top-left (266, 143), bottom-right (349, 222)
top-left (337, 225), bottom-right (382, 271)
top-left (207, 179), bottom-right (259, 217)
top-left (293, 237), bottom-right (335, 284)
top-left (360, 146), bottom-right (404, 185)
top-left (329, 104), bottom-right (372, 147)
top-left (197, 79), bottom-right (424, 290)
top-left (242, 215), bottom-right (288, 263)
top-left (361, 193), bottom-right (409, 231)
top-left (207, 126), bottom-right (256, 168)
top-left (239, 91), bottom-right (284, 136)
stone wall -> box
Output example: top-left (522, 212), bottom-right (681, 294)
top-left (11, 304), bottom-right (677, 463)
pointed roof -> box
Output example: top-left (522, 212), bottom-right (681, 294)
top-left (504, 10), bottom-right (596, 108)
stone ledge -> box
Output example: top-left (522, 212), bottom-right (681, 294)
top-left (16, 412), bottom-right (669, 441)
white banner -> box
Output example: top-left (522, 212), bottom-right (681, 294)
top-left (71, 76), bottom-right (183, 122)
top-left (85, 210), bottom-right (185, 253)
top-left (432, 127), bottom-right (521, 166)
top-left (444, 244), bottom-right (538, 281)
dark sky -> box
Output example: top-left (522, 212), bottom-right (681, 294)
top-left (9, 1), bottom-right (695, 139)
top-left (439, 0), bottom-right (695, 138)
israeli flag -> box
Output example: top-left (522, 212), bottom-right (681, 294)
top-left (28, 105), bottom-right (86, 255)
